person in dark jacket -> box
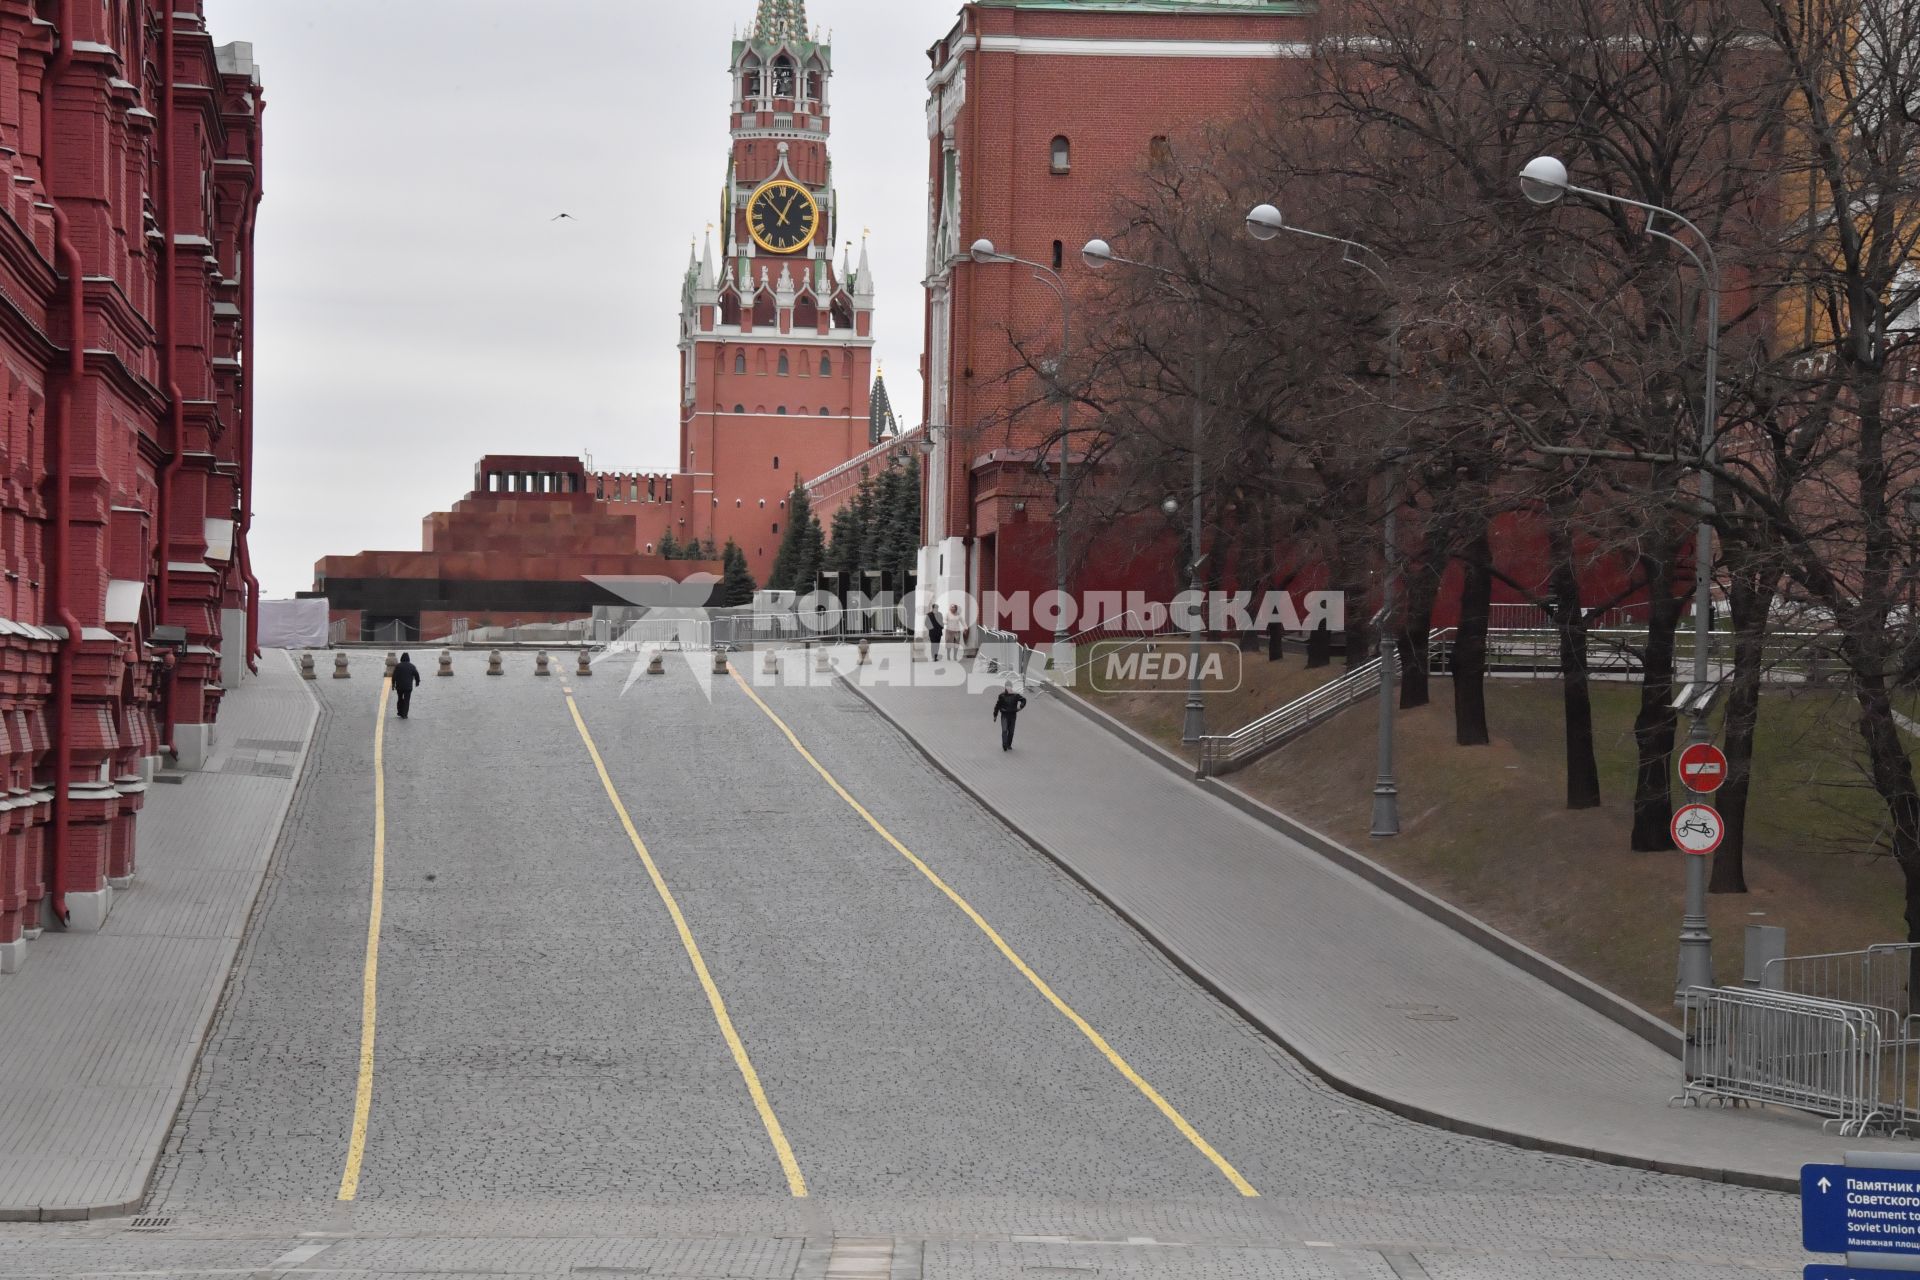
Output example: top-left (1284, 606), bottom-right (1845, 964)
top-left (925, 606), bottom-right (944, 659)
top-left (992, 681), bottom-right (1027, 751)
top-left (392, 652), bottom-right (421, 719)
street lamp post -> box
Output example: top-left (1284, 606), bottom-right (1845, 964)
top-left (1519, 155), bottom-right (1719, 1001)
top-left (1245, 204), bottom-right (1402, 836)
top-left (1083, 237), bottom-right (1208, 743)
top-left (969, 240), bottom-right (1074, 655)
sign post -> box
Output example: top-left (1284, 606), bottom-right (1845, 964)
top-left (1671, 803), bottom-right (1725, 856)
top-left (1678, 742), bottom-right (1729, 794)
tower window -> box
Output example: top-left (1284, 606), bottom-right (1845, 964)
top-left (819, 407), bottom-right (830, 416)
top-left (1149, 135), bottom-right (1173, 166)
top-left (778, 406), bottom-right (787, 415)
top-left (820, 353), bottom-right (832, 376)
top-left (773, 455), bottom-right (780, 469)
top-left (1050, 136), bottom-right (1071, 174)
top-left (778, 352), bottom-right (790, 375)
top-left (1052, 240), bottom-right (1064, 271)
top-left (806, 70), bottom-right (823, 102)
top-left (773, 56), bottom-right (796, 98)
top-left (735, 351), bottom-right (747, 373)
top-left (734, 404), bottom-right (744, 413)
top-left (772, 523), bottom-right (780, 535)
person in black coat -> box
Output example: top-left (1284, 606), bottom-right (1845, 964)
top-left (925, 606), bottom-right (944, 658)
top-left (392, 652), bottom-right (422, 719)
top-left (992, 681), bottom-right (1027, 751)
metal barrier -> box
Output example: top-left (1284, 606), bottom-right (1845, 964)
top-left (1196, 629), bottom-right (1451, 778)
top-left (1764, 944), bottom-right (1919, 1019)
top-left (1678, 986), bottom-right (1907, 1135)
top-left (977, 625), bottom-right (1049, 685)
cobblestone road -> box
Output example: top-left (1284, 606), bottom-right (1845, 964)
top-left (0, 651), bottom-right (1807, 1278)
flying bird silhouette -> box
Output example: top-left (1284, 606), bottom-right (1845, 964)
top-left (551, 212), bottom-right (576, 221)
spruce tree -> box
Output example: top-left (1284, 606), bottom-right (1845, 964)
top-left (657, 528), bottom-right (679, 560)
top-left (721, 539), bottom-right (756, 605)
top-left (828, 502), bottom-right (862, 576)
top-left (792, 515), bottom-right (826, 595)
top-left (767, 479), bottom-right (813, 591)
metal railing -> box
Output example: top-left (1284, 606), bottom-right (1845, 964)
top-left (1678, 985), bottom-right (1908, 1136)
top-left (1196, 628), bottom-right (1452, 778)
top-left (977, 625), bottom-right (1050, 686)
top-left (1764, 945), bottom-right (1919, 1020)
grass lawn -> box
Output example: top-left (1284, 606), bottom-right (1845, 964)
top-left (1089, 667), bottom-right (1911, 1022)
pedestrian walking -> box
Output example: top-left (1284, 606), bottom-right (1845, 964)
top-left (392, 651), bottom-right (421, 719)
top-left (925, 604), bottom-right (944, 659)
top-left (992, 680), bottom-right (1027, 751)
top-left (945, 603), bottom-right (965, 661)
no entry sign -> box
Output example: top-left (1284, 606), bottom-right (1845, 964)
top-left (1678, 743), bottom-right (1729, 794)
top-left (1671, 803), bottom-right (1725, 855)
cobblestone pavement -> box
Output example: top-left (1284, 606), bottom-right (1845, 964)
top-left (0, 651), bottom-right (1808, 1277)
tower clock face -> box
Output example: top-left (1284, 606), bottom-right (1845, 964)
top-left (746, 179), bottom-right (820, 254)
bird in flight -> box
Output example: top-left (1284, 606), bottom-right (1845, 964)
top-left (551, 212), bottom-right (576, 221)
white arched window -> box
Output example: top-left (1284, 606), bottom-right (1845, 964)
top-left (1051, 135), bottom-right (1071, 174)
top-left (778, 352), bottom-right (790, 375)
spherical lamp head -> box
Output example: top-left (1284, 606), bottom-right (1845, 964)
top-left (1082, 238), bottom-right (1114, 270)
top-left (969, 238), bottom-right (1000, 264)
top-left (1160, 495), bottom-right (1180, 517)
top-left (1519, 155), bottom-right (1570, 206)
top-left (1245, 203), bottom-right (1285, 242)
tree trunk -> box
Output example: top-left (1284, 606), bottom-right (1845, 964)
top-left (1855, 676), bottom-right (1920, 962)
top-left (1345, 568), bottom-right (1374, 673)
top-left (1306, 622), bottom-right (1331, 668)
top-left (1454, 521), bottom-right (1493, 746)
top-left (1399, 541), bottom-right (1440, 710)
top-left (1550, 521), bottom-right (1601, 809)
top-left (1631, 547), bottom-right (1682, 851)
top-left (1713, 569), bottom-right (1774, 894)
top-left (1267, 620), bottom-right (1284, 662)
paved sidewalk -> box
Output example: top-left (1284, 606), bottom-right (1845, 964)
top-left (0, 652), bottom-right (318, 1220)
top-left (842, 645), bottom-right (1907, 1189)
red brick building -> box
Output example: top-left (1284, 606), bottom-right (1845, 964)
top-left (0, 1), bottom-right (262, 963)
top-left (918, 1), bottom-right (1317, 630)
top-left (315, 456), bottom-right (718, 641)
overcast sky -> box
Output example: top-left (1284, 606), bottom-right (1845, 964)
top-left (202, 0), bottom-right (955, 597)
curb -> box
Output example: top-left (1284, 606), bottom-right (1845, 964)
top-left (835, 670), bottom-right (1788, 1194)
top-left (0, 653), bottom-right (325, 1222)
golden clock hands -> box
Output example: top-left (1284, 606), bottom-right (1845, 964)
top-left (778, 192), bottom-right (800, 223)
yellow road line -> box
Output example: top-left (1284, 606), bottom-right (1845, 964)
top-left (728, 671), bottom-right (1260, 1198)
top-left (563, 690), bottom-right (809, 1197)
top-left (337, 674), bottom-right (392, 1201)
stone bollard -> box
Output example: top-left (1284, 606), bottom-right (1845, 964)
top-left (857, 637), bottom-right (871, 665)
top-left (299, 652), bottom-right (317, 680)
top-left (762, 649), bottom-right (779, 675)
top-left (384, 651), bottom-right (398, 677)
top-left (814, 647), bottom-right (833, 674)
top-left (333, 652), bottom-right (351, 679)
top-left (711, 650), bottom-right (729, 676)
top-left (535, 651), bottom-right (551, 677)
top-left (437, 650), bottom-right (454, 677)
top-left (647, 652), bottom-right (665, 675)
top-left (577, 650), bottom-right (593, 677)
top-left (487, 650), bottom-right (504, 676)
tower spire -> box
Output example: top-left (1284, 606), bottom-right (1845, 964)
top-left (753, 0), bottom-right (808, 43)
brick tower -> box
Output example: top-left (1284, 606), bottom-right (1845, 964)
top-left (677, 0), bottom-right (876, 582)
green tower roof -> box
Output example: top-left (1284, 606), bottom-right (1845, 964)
top-left (753, 0), bottom-right (809, 42)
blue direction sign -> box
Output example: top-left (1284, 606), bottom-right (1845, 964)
top-left (1804, 1163), bottom-right (1920, 1259)
top-left (1809, 1269), bottom-right (1920, 1279)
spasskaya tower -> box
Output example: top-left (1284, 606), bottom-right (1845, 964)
top-left (676, 0), bottom-right (876, 582)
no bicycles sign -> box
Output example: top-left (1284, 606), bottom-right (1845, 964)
top-left (1671, 803), bottom-right (1725, 856)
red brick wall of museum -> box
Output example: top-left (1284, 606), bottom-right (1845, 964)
top-left (0, 1), bottom-right (262, 953)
